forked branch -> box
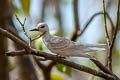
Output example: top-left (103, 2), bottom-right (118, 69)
top-left (15, 15), bottom-right (41, 46)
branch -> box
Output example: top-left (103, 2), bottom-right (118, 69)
top-left (90, 58), bottom-right (113, 75)
top-left (0, 27), bottom-right (119, 80)
top-left (78, 12), bottom-right (114, 37)
top-left (106, 0), bottom-right (120, 71)
top-left (6, 50), bottom-right (115, 80)
top-left (90, 58), bottom-right (120, 80)
top-left (71, 1), bottom-right (114, 42)
top-left (0, 28), bottom-right (30, 52)
top-left (39, 0), bottom-right (47, 22)
top-left (15, 15), bottom-right (31, 40)
top-left (73, 0), bottom-right (80, 30)
top-left (111, 0), bottom-right (120, 59)
top-left (16, 15), bottom-right (41, 46)
top-left (102, 0), bottom-right (111, 46)
top-left (33, 56), bottom-right (47, 69)
top-left (71, 0), bottom-right (80, 41)
top-left (55, 0), bottom-right (63, 36)
top-left (102, 0), bottom-right (112, 71)
top-left (47, 61), bottom-right (56, 70)
top-left (70, 11), bottom-right (114, 42)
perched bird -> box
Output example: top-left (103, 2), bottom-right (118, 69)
top-left (30, 23), bottom-right (106, 58)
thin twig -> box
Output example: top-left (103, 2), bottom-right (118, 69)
top-left (15, 15), bottom-right (31, 40)
top-left (15, 15), bottom-right (41, 46)
top-left (106, 0), bottom-right (120, 71)
top-left (15, 15), bottom-right (33, 46)
top-left (31, 35), bottom-right (41, 41)
top-left (103, 2), bottom-right (111, 42)
top-left (78, 12), bottom-right (114, 37)
top-left (111, 0), bottom-right (120, 52)
top-left (102, 0), bottom-right (111, 46)
top-left (102, 0), bottom-right (114, 71)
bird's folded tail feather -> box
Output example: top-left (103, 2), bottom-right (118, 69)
top-left (85, 44), bottom-right (106, 52)
top-left (87, 44), bottom-right (106, 47)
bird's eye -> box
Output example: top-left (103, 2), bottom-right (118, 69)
top-left (41, 26), bottom-right (45, 28)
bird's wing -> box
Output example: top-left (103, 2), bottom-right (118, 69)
top-left (48, 36), bottom-right (90, 51)
top-left (48, 36), bottom-right (74, 50)
top-left (48, 36), bottom-right (105, 53)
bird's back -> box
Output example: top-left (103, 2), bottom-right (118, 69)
top-left (43, 35), bottom-right (106, 57)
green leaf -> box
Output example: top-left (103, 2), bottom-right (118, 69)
top-left (51, 73), bottom-right (64, 80)
top-left (56, 64), bottom-right (71, 76)
top-left (20, 0), bottom-right (30, 14)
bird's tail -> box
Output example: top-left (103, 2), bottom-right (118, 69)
top-left (84, 44), bottom-right (106, 52)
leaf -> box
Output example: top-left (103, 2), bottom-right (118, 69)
top-left (20, 0), bottom-right (30, 14)
top-left (51, 73), bottom-right (64, 80)
top-left (56, 64), bottom-right (71, 76)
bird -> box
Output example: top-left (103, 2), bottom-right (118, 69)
top-left (30, 23), bottom-right (106, 58)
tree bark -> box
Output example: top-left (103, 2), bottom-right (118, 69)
top-left (43, 68), bottom-right (51, 80)
top-left (0, 0), bottom-right (9, 80)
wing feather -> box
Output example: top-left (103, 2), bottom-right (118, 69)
top-left (48, 36), bottom-right (73, 51)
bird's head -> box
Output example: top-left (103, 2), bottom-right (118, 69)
top-left (30, 23), bottom-right (49, 36)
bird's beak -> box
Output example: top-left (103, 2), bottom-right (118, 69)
top-left (30, 28), bottom-right (39, 31)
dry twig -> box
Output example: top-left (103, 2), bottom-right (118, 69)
top-left (79, 12), bottom-right (114, 37)
top-left (15, 15), bottom-right (41, 46)
top-left (103, 0), bottom-right (120, 71)
top-left (102, 0), bottom-right (111, 46)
